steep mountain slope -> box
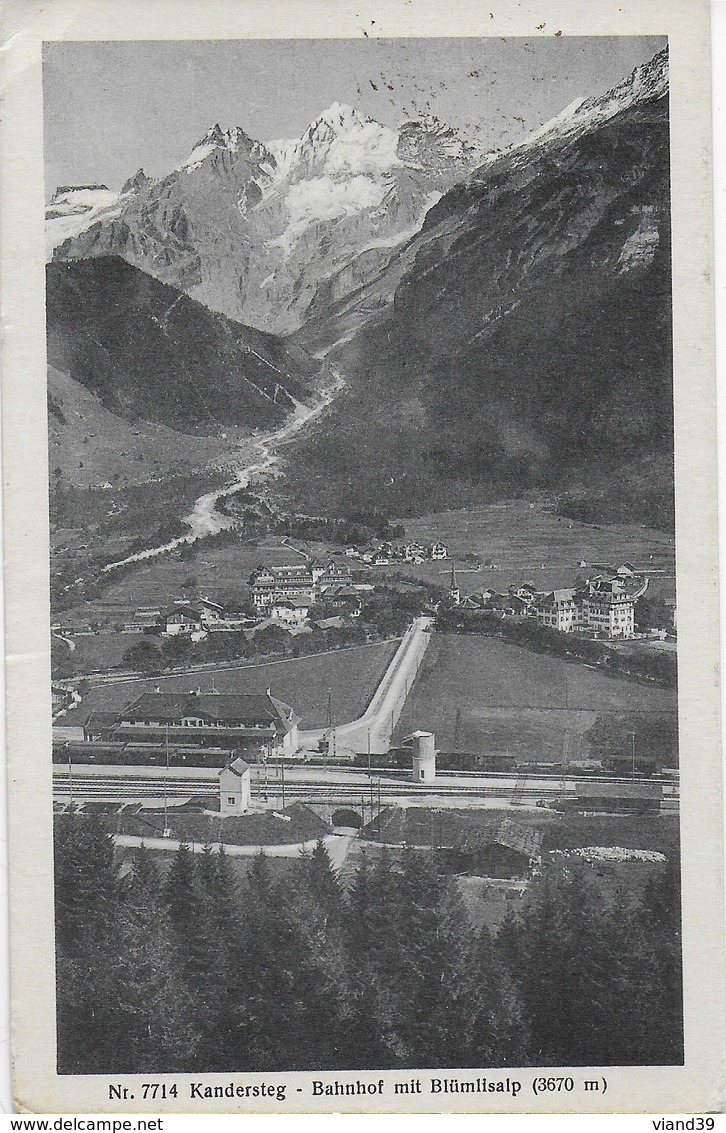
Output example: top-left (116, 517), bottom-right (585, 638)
top-left (49, 107), bottom-right (481, 335)
top-left (47, 363), bottom-right (236, 491)
top-left (46, 257), bottom-right (319, 436)
top-left (279, 48), bottom-right (674, 530)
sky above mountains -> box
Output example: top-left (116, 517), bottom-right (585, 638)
top-left (44, 35), bottom-right (666, 196)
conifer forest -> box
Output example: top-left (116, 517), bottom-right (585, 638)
top-left (54, 814), bottom-right (683, 1074)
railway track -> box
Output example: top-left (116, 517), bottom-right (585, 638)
top-left (52, 769), bottom-right (674, 807)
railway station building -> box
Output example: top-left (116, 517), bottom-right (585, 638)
top-left (83, 688), bottom-right (300, 758)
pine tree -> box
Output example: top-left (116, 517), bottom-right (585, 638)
top-left (54, 812), bottom-right (122, 1072)
top-left (303, 839), bottom-right (344, 924)
top-left (104, 845), bottom-right (199, 1071)
top-left (474, 923), bottom-right (528, 1067)
top-left (641, 857), bottom-right (683, 1062)
top-left (498, 859), bottom-right (685, 1067)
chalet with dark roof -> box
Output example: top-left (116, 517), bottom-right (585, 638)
top-left (459, 819), bottom-right (543, 878)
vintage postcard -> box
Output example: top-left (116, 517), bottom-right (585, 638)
top-left (1, 0), bottom-right (724, 1116)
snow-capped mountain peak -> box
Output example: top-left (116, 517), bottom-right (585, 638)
top-left (307, 102), bottom-right (372, 134)
top-left (521, 44), bottom-right (668, 151)
top-left (269, 103), bottom-right (400, 183)
top-left (45, 184), bottom-right (123, 257)
top-left (49, 101), bottom-right (484, 331)
top-left (181, 123), bottom-right (269, 173)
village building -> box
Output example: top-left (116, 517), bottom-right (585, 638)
top-left (533, 588), bottom-right (580, 632)
top-left (460, 820), bottom-right (543, 879)
top-left (322, 585), bottom-right (363, 617)
top-left (250, 560), bottom-right (354, 610)
top-left (208, 610), bottom-right (251, 631)
top-left (194, 597), bottom-right (226, 624)
top-left (219, 757), bottom-right (252, 814)
top-left (507, 582), bottom-right (538, 606)
top-left (429, 542), bottom-right (449, 560)
top-left (556, 780), bottom-right (665, 814)
top-left (250, 564), bottom-right (317, 609)
top-left (313, 615), bottom-right (346, 631)
top-left (578, 573), bottom-right (646, 638)
top-left (492, 572), bottom-right (648, 639)
top-left (84, 689), bottom-right (300, 757)
top-left (161, 605), bottom-right (205, 637)
top-left (123, 606), bottom-right (163, 633)
top-left (313, 561), bottom-right (354, 590)
top-left (403, 541), bottom-right (426, 564)
top-left (270, 598), bottom-right (310, 627)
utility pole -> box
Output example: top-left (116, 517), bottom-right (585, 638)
top-left (262, 744), bottom-right (269, 801)
top-left (377, 776), bottom-right (382, 841)
top-left (66, 743), bottom-right (73, 811)
top-left (631, 731), bottom-right (636, 778)
top-left (163, 723), bottom-right (170, 836)
top-left (281, 759), bottom-right (286, 810)
top-left (326, 688), bottom-right (334, 759)
top-left (368, 729), bottom-right (374, 819)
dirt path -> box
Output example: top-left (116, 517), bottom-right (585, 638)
top-left (114, 831), bottom-right (355, 864)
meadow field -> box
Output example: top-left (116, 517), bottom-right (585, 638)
top-left (394, 634), bottom-right (678, 761)
top-left (58, 535), bottom-right (310, 630)
top-left (397, 500), bottom-right (676, 600)
top-left (63, 639), bottom-right (399, 730)
top-left (57, 497), bottom-right (676, 631)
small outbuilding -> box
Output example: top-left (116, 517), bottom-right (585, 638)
top-left (460, 819), bottom-right (543, 879)
top-left (219, 757), bottom-right (252, 815)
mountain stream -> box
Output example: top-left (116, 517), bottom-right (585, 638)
top-left (102, 368), bottom-right (345, 573)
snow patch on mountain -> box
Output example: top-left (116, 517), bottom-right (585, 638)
top-left (525, 98), bottom-right (587, 146)
top-left (181, 142), bottom-right (219, 172)
top-left (357, 190), bottom-right (444, 253)
top-left (617, 206), bottom-right (660, 274)
top-left (269, 174), bottom-right (387, 256)
top-left (323, 118), bottom-right (400, 177)
top-left (45, 186), bottom-right (123, 258)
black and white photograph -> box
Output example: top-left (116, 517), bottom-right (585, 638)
top-left (2, 0), bottom-right (723, 1115)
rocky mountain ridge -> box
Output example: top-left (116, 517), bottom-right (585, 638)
top-left (49, 104), bottom-right (483, 335)
top-left (279, 47), bottom-right (674, 530)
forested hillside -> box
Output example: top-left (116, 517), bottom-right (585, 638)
top-left (55, 814), bottom-right (682, 1073)
top-left (46, 258), bottom-right (318, 435)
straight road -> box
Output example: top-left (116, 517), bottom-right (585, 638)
top-left (299, 616), bottom-right (433, 755)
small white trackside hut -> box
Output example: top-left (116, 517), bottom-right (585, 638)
top-left (219, 757), bottom-right (252, 815)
